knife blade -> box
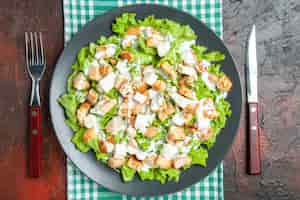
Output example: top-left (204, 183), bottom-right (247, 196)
top-left (246, 25), bottom-right (261, 175)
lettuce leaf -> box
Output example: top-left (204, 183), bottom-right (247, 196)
top-left (135, 131), bottom-right (151, 151)
top-left (58, 93), bottom-right (79, 124)
top-left (203, 51), bottom-right (225, 62)
top-left (99, 106), bottom-right (118, 128)
top-left (112, 13), bottom-right (137, 35)
top-left (105, 88), bottom-right (120, 99)
top-left (65, 118), bottom-right (80, 132)
top-left (192, 45), bottom-right (225, 62)
top-left (96, 35), bottom-right (121, 46)
top-left (138, 169), bottom-right (155, 181)
top-left (114, 131), bottom-right (128, 143)
top-left (203, 99), bottom-right (231, 149)
top-left (96, 152), bottom-right (109, 162)
top-left (86, 138), bottom-right (99, 152)
top-left (121, 165), bottom-right (136, 182)
top-left (71, 128), bottom-right (90, 152)
top-left (77, 47), bottom-right (90, 71)
top-left (67, 71), bottom-right (78, 93)
top-left (88, 42), bottom-right (97, 56)
top-left (188, 146), bottom-right (208, 166)
top-left (155, 168), bottom-right (181, 184)
top-left (194, 78), bottom-right (216, 100)
top-left (191, 45), bottom-right (207, 60)
top-left (128, 47), bottom-right (155, 64)
top-left (208, 64), bottom-right (224, 77)
top-left (213, 98), bottom-right (231, 129)
top-left (138, 37), bottom-right (156, 55)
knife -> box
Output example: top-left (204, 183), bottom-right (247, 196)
top-left (246, 25), bottom-right (261, 175)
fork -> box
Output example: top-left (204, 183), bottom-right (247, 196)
top-left (25, 32), bottom-right (46, 177)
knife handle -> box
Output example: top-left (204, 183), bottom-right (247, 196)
top-left (29, 106), bottom-right (42, 177)
top-left (247, 102), bottom-right (261, 175)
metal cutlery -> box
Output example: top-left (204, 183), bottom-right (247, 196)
top-left (246, 25), bottom-right (261, 175)
top-left (25, 32), bottom-right (46, 177)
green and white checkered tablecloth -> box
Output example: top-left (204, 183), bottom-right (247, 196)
top-left (63, 0), bottom-right (223, 199)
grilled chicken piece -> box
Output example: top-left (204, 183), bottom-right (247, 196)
top-left (143, 155), bottom-right (157, 167)
top-left (108, 157), bottom-right (126, 169)
top-left (88, 66), bottom-right (102, 81)
top-left (160, 62), bottom-right (176, 79)
top-left (167, 126), bottom-right (185, 141)
top-left (178, 86), bottom-right (194, 99)
top-left (136, 82), bottom-right (148, 93)
top-left (76, 102), bottom-right (91, 126)
top-left (173, 156), bottom-right (192, 169)
top-left (94, 97), bottom-right (117, 114)
top-left (82, 127), bottom-right (97, 144)
top-left (217, 75), bottom-right (232, 92)
top-left (86, 89), bottom-right (98, 105)
top-left (127, 26), bottom-right (141, 35)
top-left (120, 51), bottom-right (134, 62)
top-left (152, 80), bottom-right (166, 91)
top-left (155, 155), bottom-right (172, 169)
top-left (127, 156), bottom-right (143, 171)
top-left (73, 72), bottom-right (90, 90)
top-left (99, 65), bottom-right (112, 76)
top-left (144, 126), bottom-right (158, 138)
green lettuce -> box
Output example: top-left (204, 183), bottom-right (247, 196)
top-left (88, 42), bottom-right (97, 56)
top-left (135, 131), bottom-right (151, 151)
top-left (114, 131), bottom-right (128, 143)
top-left (86, 137), bottom-right (99, 152)
top-left (208, 64), bottom-right (224, 77)
top-left (138, 37), bottom-right (156, 55)
top-left (202, 132), bottom-right (217, 149)
top-left (96, 35), bottom-right (121, 46)
top-left (191, 45), bottom-right (207, 60)
top-left (203, 51), bottom-right (225, 62)
top-left (209, 98), bottom-right (231, 139)
top-left (121, 165), bottom-right (136, 182)
top-left (77, 47), bottom-right (91, 72)
top-left (58, 93), bottom-right (79, 123)
top-left (188, 146), bottom-right (208, 166)
top-left (112, 13), bottom-right (137, 35)
top-left (67, 71), bottom-right (78, 93)
top-left (99, 106), bottom-right (118, 128)
top-left (128, 47), bottom-right (155, 64)
top-left (203, 98), bottom-right (231, 149)
top-left (194, 78), bottom-right (216, 100)
top-left (129, 64), bottom-right (140, 78)
top-left (138, 169), bottom-right (155, 181)
top-left (105, 88), bottom-right (120, 99)
top-left (65, 118), bottom-right (80, 132)
top-left (71, 128), bottom-right (90, 152)
top-left (155, 168), bottom-right (181, 184)
top-left (96, 152), bottom-right (109, 162)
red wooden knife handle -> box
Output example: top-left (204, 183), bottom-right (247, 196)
top-left (29, 106), bottom-right (42, 177)
top-left (247, 103), bottom-right (261, 175)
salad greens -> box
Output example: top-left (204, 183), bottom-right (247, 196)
top-left (58, 13), bottom-right (232, 184)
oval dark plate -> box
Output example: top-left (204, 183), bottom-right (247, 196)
top-left (50, 4), bottom-right (242, 197)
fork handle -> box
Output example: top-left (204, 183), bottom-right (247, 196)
top-left (29, 106), bottom-right (42, 177)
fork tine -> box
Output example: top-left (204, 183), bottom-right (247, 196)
top-left (39, 32), bottom-right (45, 65)
top-left (34, 32), bottom-right (40, 65)
top-left (30, 32), bottom-right (35, 65)
top-left (25, 32), bottom-right (29, 67)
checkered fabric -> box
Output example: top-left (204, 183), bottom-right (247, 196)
top-left (63, 0), bottom-right (223, 199)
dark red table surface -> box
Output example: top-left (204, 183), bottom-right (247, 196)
top-left (0, 1), bottom-right (299, 200)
